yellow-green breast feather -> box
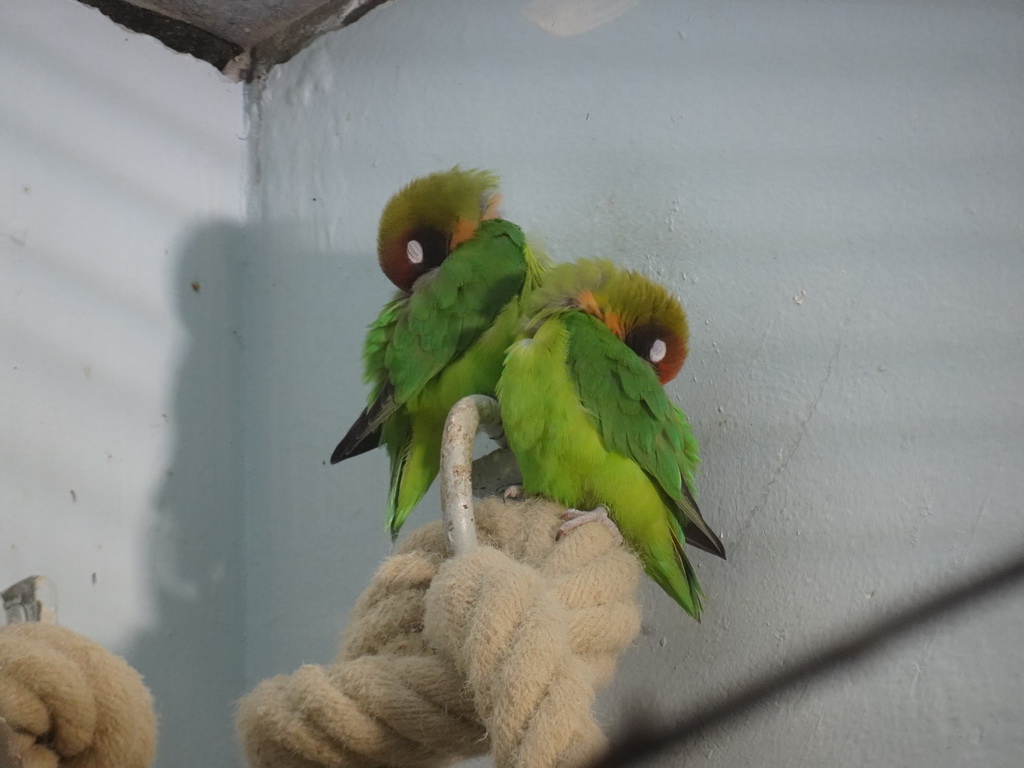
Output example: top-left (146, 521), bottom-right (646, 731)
top-left (499, 293), bottom-right (720, 618)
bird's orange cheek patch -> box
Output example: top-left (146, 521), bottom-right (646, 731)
top-left (575, 292), bottom-right (624, 338)
top-left (450, 194), bottom-right (502, 251)
top-left (604, 312), bottom-right (624, 339)
top-left (576, 290), bottom-right (601, 317)
top-left (449, 218), bottom-right (477, 250)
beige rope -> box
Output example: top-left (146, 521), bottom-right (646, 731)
top-left (0, 623), bottom-right (156, 768)
top-left (237, 497), bottom-right (642, 768)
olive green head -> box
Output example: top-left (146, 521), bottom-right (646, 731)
top-left (525, 258), bottom-right (690, 384)
top-left (377, 167), bottom-right (502, 291)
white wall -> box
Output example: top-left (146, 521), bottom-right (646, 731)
top-left (248, 0), bottom-right (1024, 765)
top-left (1, 1), bottom-right (246, 766)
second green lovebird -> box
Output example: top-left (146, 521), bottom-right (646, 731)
top-left (330, 168), bottom-right (548, 538)
top-left (497, 259), bottom-right (726, 618)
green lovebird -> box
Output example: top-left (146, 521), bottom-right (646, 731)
top-left (331, 167), bottom-right (548, 539)
top-left (497, 259), bottom-right (725, 618)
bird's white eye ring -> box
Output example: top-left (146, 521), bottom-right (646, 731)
top-left (649, 338), bottom-right (667, 364)
top-left (407, 240), bottom-right (424, 264)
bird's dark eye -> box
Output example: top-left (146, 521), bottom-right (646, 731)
top-left (379, 225), bottom-right (450, 291)
top-left (625, 324), bottom-right (666, 365)
top-left (404, 226), bottom-right (449, 272)
top-left (648, 338), bottom-right (668, 363)
top-left (624, 323), bottom-right (686, 384)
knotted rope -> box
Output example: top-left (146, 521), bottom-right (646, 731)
top-left (236, 496), bottom-right (643, 768)
top-left (0, 622), bottom-right (156, 768)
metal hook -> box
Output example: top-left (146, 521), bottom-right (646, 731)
top-left (439, 395), bottom-right (504, 557)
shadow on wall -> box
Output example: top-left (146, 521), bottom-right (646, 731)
top-left (122, 217), bottom-right (388, 767)
top-left (124, 221), bottom-right (248, 768)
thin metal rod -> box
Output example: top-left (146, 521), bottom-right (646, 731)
top-left (439, 395), bottom-right (503, 557)
top-left (592, 545), bottom-right (1024, 767)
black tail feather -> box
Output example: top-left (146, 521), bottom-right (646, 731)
top-left (683, 523), bottom-right (727, 559)
top-left (679, 480), bottom-right (727, 559)
top-left (330, 382), bottom-right (396, 464)
top-left (330, 416), bottom-right (381, 463)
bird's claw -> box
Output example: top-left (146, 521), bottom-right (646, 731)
top-left (556, 506), bottom-right (623, 545)
top-left (501, 484), bottom-right (523, 502)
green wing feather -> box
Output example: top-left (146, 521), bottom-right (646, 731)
top-left (336, 219), bottom-right (528, 455)
top-left (384, 218), bottom-right (529, 403)
top-left (363, 296), bottom-right (405, 396)
top-left (565, 312), bottom-right (724, 557)
top-left (331, 296), bottom-right (406, 462)
top-left (334, 218), bottom-right (533, 534)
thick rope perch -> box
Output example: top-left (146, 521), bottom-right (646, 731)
top-left (237, 397), bottom-right (643, 768)
top-left (237, 499), bottom-right (641, 768)
top-left (0, 622), bottom-right (156, 768)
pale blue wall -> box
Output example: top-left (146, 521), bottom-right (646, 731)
top-left (5, 0), bottom-right (1023, 765)
top-left (1, 2), bottom-right (247, 766)
top-left (246, 1), bottom-right (1024, 764)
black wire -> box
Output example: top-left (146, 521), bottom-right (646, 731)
top-left (592, 546), bottom-right (1024, 768)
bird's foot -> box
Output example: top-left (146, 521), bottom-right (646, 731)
top-left (557, 506), bottom-right (623, 545)
top-left (501, 484), bottom-right (523, 502)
